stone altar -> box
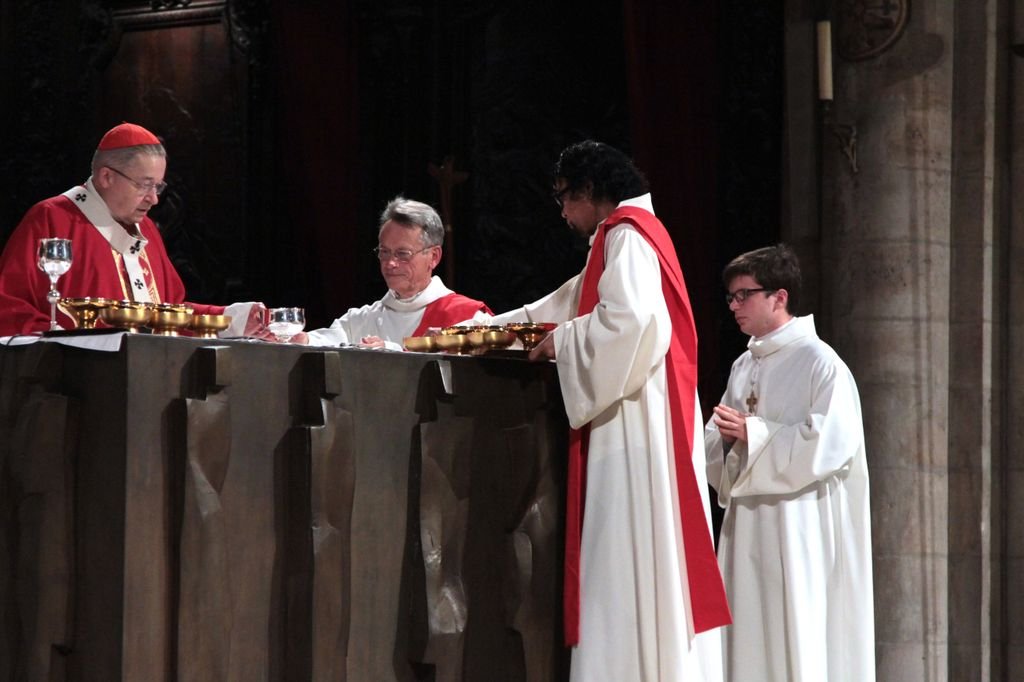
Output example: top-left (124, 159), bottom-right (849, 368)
top-left (0, 335), bottom-right (570, 681)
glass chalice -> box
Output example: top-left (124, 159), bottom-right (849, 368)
top-left (37, 238), bottom-right (73, 331)
top-left (267, 307), bottom-right (305, 343)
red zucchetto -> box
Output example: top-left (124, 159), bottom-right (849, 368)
top-left (96, 123), bottom-right (161, 150)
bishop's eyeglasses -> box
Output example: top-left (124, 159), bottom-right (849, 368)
top-left (372, 246), bottom-right (434, 263)
top-left (107, 166), bottom-right (168, 196)
top-left (725, 287), bottom-right (775, 305)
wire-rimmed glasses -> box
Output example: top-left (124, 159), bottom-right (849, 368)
top-left (107, 166), bottom-right (167, 196)
top-left (372, 246), bottom-right (434, 263)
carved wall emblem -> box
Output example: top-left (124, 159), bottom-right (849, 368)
top-left (837, 0), bottom-right (909, 61)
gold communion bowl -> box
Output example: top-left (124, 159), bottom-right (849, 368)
top-left (99, 300), bottom-right (152, 332)
top-left (150, 303), bottom-right (194, 336)
top-left (505, 322), bottom-right (556, 351)
top-left (190, 313), bottom-right (232, 339)
top-left (403, 335), bottom-right (437, 352)
top-left (466, 326), bottom-right (517, 352)
top-left (57, 297), bottom-right (114, 329)
top-left (433, 332), bottom-right (471, 354)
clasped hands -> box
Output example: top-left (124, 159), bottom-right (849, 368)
top-left (712, 404), bottom-right (749, 445)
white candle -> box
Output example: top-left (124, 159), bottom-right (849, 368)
top-left (817, 20), bottom-right (834, 101)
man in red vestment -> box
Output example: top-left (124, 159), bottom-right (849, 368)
top-left (0, 122), bottom-right (267, 337)
top-left (292, 196), bottom-right (491, 349)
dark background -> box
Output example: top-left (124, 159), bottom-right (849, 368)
top-left (0, 0), bottom-right (782, 409)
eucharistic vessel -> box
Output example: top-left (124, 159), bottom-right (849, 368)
top-left (37, 238), bottom-right (73, 331)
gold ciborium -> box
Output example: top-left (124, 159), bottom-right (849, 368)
top-left (466, 326), bottom-right (517, 353)
top-left (99, 300), bottom-right (152, 333)
top-left (150, 303), bottom-right (194, 336)
top-left (506, 322), bottom-right (556, 351)
top-left (403, 335), bottom-right (437, 353)
top-left (433, 332), bottom-right (471, 354)
top-left (57, 297), bottom-right (113, 329)
top-left (190, 313), bottom-right (232, 339)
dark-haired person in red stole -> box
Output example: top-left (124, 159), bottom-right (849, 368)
top-left (0, 122), bottom-right (267, 337)
top-left (488, 140), bottom-right (731, 681)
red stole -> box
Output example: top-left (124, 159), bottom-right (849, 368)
top-left (412, 292), bottom-right (492, 336)
top-left (563, 205), bottom-right (731, 645)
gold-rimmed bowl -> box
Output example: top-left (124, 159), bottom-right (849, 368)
top-left (505, 322), bottom-right (556, 351)
top-left (466, 327), bottom-right (517, 352)
top-left (190, 313), bottom-right (232, 339)
top-left (150, 303), bottom-right (194, 336)
top-left (403, 335), bottom-right (437, 353)
top-left (433, 332), bottom-right (471, 354)
top-left (57, 297), bottom-right (114, 329)
top-left (99, 300), bottom-right (152, 332)
top-left (153, 303), bottom-right (192, 313)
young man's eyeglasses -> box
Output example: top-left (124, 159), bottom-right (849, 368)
top-left (725, 288), bottom-right (775, 305)
top-left (552, 186), bottom-right (573, 208)
top-left (372, 246), bottom-right (434, 263)
top-left (107, 166), bottom-right (167, 196)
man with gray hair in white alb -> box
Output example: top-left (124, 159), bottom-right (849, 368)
top-left (291, 195), bottom-right (492, 349)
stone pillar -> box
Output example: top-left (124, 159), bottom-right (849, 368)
top-left (1005, 0), bottom-right (1024, 675)
top-left (826, 2), bottom-right (956, 680)
top-left (801, 1), bottom-right (1017, 680)
top-left (948, 2), bottom-right (1008, 681)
